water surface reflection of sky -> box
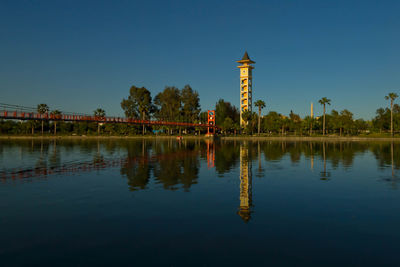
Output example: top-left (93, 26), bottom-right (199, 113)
top-left (0, 139), bottom-right (399, 266)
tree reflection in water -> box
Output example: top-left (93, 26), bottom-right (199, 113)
top-left (120, 139), bottom-right (201, 191)
top-left (320, 142), bottom-right (331, 180)
top-left (1, 139), bottom-right (399, 191)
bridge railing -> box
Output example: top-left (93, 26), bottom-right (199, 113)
top-left (0, 110), bottom-right (219, 128)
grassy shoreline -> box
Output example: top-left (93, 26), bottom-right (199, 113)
top-left (1, 135), bottom-right (400, 142)
top-left (221, 136), bottom-right (400, 142)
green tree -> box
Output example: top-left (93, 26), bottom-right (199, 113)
top-left (262, 111), bottom-right (282, 134)
top-left (289, 110), bottom-right (302, 135)
top-left (241, 110), bottom-right (256, 134)
top-left (373, 108), bottom-right (390, 133)
top-left (281, 115), bottom-right (290, 136)
top-left (233, 122), bottom-right (240, 135)
top-left (215, 99), bottom-right (240, 126)
top-left (50, 110), bottom-right (62, 135)
top-left (181, 85), bottom-right (201, 122)
top-left (94, 108), bottom-right (106, 134)
top-left (121, 99), bottom-right (137, 118)
top-left (28, 120), bottom-right (38, 135)
top-left (180, 85), bottom-right (201, 135)
top-left (385, 93), bottom-right (398, 136)
top-left (340, 109), bottom-right (353, 135)
top-left (302, 116), bottom-right (315, 135)
top-left (37, 104), bottom-right (49, 135)
top-left (121, 85), bottom-right (153, 134)
top-left (330, 110), bottom-right (341, 135)
top-left (354, 119), bottom-right (368, 134)
top-left (199, 111), bottom-right (208, 124)
top-left (154, 86), bottom-right (181, 134)
top-left (254, 100), bottom-right (266, 135)
top-left (222, 117), bottom-right (234, 134)
top-left (318, 97), bottom-right (331, 136)
top-left (393, 104), bottom-right (400, 131)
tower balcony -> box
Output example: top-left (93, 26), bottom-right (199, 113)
top-left (241, 95), bottom-right (251, 102)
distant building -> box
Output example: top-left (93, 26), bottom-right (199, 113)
top-left (311, 102), bottom-right (314, 118)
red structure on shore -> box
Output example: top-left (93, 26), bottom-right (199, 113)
top-left (207, 110), bottom-right (216, 135)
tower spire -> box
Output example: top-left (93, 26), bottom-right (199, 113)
top-left (242, 51), bottom-right (250, 60)
top-left (237, 51), bottom-right (255, 64)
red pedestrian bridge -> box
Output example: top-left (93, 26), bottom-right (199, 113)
top-left (0, 103), bottom-right (218, 129)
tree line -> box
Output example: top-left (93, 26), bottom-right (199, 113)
top-left (217, 93), bottom-right (400, 137)
top-left (0, 86), bottom-right (399, 136)
top-left (121, 84), bottom-right (201, 134)
top-left (0, 84), bottom-right (202, 136)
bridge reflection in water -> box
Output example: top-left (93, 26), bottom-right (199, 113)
top-left (0, 139), bottom-right (204, 190)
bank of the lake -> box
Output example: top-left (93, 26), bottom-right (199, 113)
top-left (221, 136), bottom-right (400, 142)
top-left (2, 135), bottom-right (400, 142)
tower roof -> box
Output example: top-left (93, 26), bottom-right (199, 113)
top-left (237, 51), bottom-right (255, 64)
top-left (242, 51), bottom-right (250, 60)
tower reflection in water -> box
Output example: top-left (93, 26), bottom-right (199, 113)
top-left (238, 142), bottom-right (252, 223)
top-left (4, 140), bottom-right (400, 220)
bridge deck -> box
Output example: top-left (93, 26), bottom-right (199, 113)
top-left (0, 110), bottom-right (216, 128)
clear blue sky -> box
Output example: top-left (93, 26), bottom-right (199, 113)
top-left (1, 0), bottom-right (399, 119)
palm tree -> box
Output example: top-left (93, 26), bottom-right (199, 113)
top-left (303, 116), bottom-right (314, 136)
top-left (318, 97), bottom-right (331, 136)
top-left (28, 120), bottom-right (37, 135)
top-left (385, 93), bottom-right (398, 136)
top-left (254, 100), bottom-right (266, 136)
top-left (50, 110), bottom-right (62, 135)
top-left (233, 123), bottom-right (240, 136)
top-left (241, 109), bottom-right (254, 134)
top-left (94, 108), bottom-right (106, 135)
top-left (37, 104), bottom-right (49, 135)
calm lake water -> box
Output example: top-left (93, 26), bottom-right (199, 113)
top-left (1, 138), bottom-right (400, 266)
